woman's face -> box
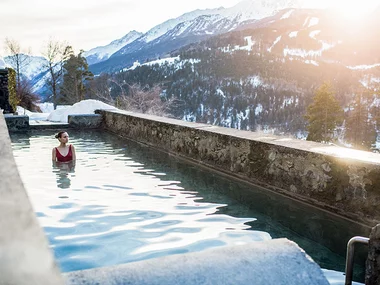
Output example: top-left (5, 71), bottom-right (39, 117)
top-left (59, 132), bottom-right (69, 143)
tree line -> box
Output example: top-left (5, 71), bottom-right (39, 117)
top-left (4, 34), bottom-right (380, 151)
top-left (4, 38), bottom-right (94, 111)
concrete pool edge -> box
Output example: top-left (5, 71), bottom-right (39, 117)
top-left (0, 114), bottom-right (65, 285)
top-left (64, 239), bottom-right (330, 285)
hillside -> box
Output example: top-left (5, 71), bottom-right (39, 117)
top-left (88, 8), bottom-right (379, 138)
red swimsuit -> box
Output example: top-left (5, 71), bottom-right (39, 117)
top-left (56, 145), bottom-right (73, 162)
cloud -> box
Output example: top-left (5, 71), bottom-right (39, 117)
top-left (0, 0), bottom-right (240, 56)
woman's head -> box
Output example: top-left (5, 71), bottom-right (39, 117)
top-left (55, 131), bottom-right (69, 142)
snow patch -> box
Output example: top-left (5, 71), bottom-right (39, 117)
top-left (47, 99), bottom-right (117, 123)
top-left (37, 102), bottom-right (55, 113)
top-left (289, 31), bottom-right (298, 38)
top-left (347, 63), bottom-right (380, 70)
top-left (322, 269), bottom-right (363, 285)
top-left (255, 104), bottom-right (263, 115)
top-left (220, 36), bottom-right (255, 53)
top-left (309, 30), bottom-right (320, 39)
top-left (249, 76), bottom-right (262, 87)
top-left (281, 9), bottom-right (294, 19)
top-left (305, 60), bottom-right (319, 66)
top-left (0, 57), bottom-right (6, 68)
top-left (216, 88), bottom-right (225, 98)
top-left (302, 17), bottom-right (310, 27)
top-left (283, 40), bottom-right (335, 58)
top-left (268, 36), bottom-right (282, 52)
top-left (124, 56), bottom-right (200, 72)
top-left (308, 17), bottom-right (319, 27)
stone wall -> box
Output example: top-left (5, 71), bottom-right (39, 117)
top-left (0, 69), bottom-right (13, 113)
top-left (68, 114), bottom-right (102, 128)
top-left (97, 109), bottom-right (380, 226)
top-left (4, 114), bottom-right (29, 131)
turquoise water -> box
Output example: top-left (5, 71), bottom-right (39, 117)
top-left (10, 129), bottom-right (369, 281)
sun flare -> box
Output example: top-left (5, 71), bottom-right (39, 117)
top-left (306, 0), bottom-right (379, 21)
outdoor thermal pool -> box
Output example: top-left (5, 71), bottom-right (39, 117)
top-left (10, 129), bottom-right (370, 282)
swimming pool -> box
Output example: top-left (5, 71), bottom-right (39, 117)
top-left (10, 129), bottom-right (369, 281)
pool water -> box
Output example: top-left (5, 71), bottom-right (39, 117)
top-left (10, 129), bottom-right (369, 281)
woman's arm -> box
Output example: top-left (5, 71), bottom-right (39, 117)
top-left (52, 148), bottom-right (56, 161)
top-left (71, 145), bottom-right (76, 161)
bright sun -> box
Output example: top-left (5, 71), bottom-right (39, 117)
top-left (309, 0), bottom-right (379, 20)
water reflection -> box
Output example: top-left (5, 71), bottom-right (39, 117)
top-left (52, 161), bottom-right (75, 189)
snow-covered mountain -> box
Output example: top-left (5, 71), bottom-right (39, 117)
top-left (4, 54), bottom-right (48, 80)
top-left (83, 30), bottom-right (143, 65)
top-left (14, 0), bottom-right (380, 99)
top-left (218, 0), bottom-right (304, 22)
top-left (90, 0), bottom-right (313, 74)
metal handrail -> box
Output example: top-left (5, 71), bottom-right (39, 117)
top-left (345, 236), bottom-right (369, 285)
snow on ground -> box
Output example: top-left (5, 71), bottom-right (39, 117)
top-left (322, 269), bottom-right (362, 285)
top-left (125, 56), bottom-right (180, 71)
top-left (305, 60), bottom-right (319, 66)
top-left (220, 36), bottom-right (255, 53)
top-left (309, 30), bottom-right (321, 39)
top-left (255, 103), bottom-right (263, 115)
top-left (37, 102), bottom-right (55, 113)
top-left (283, 40), bottom-right (335, 58)
top-left (0, 57), bottom-right (6, 68)
top-left (281, 9), bottom-right (294, 19)
top-left (47, 99), bottom-right (117, 123)
top-left (15, 100), bottom-right (117, 123)
top-left (347, 63), bottom-right (380, 70)
top-left (308, 17), bottom-right (319, 27)
top-left (249, 75), bottom-right (262, 87)
top-left (268, 36), bottom-right (282, 52)
top-left (125, 56), bottom-right (201, 72)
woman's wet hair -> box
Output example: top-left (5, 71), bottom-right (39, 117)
top-left (55, 131), bottom-right (66, 139)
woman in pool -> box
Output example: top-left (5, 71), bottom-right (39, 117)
top-left (52, 131), bottom-right (76, 163)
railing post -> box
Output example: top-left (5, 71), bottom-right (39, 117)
top-left (345, 236), bottom-right (369, 285)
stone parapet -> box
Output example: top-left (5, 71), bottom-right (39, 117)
top-left (97, 109), bottom-right (380, 226)
top-left (68, 114), bottom-right (102, 128)
top-left (4, 114), bottom-right (29, 131)
top-left (0, 68), bottom-right (13, 113)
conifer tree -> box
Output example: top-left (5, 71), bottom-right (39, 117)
top-left (305, 82), bottom-right (343, 143)
top-left (345, 89), bottom-right (377, 150)
top-left (59, 48), bottom-right (93, 105)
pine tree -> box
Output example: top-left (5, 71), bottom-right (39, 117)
top-left (345, 89), bottom-right (377, 150)
top-left (59, 49), bottom-right (93, 105)
top-left (305, 82), bottom-right (343, 143)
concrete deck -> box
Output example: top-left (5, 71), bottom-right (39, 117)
top-left (65, 239), bottom-right (330, 285)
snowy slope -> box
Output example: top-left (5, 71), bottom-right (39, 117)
top-left (219, 0), bottom-right (304, 22)
top-left (101, 0), bottom-right (314, 71)
top-left (83, 30), bottom-right (143, 65)
top-left (4, 54), bottom-right (48, 80)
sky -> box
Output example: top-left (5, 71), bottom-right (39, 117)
top-left (1, 0), bottom-right (379, 57)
